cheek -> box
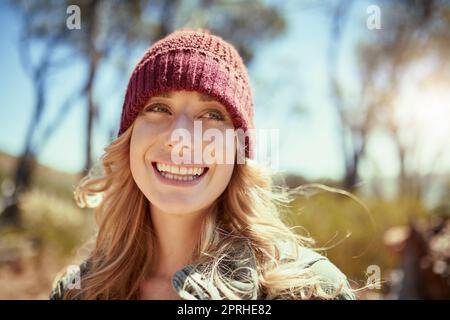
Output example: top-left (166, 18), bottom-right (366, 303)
top-left (130, 118), bottom-right (165, 153)
top-left (208, 163), bottom-right (234, 197)
top-left (129, 119), bottom-right (159, 185)
top-left (201, 126), bottom-right (236, 165)
top-left (133, 117), bottom-right (165, 140)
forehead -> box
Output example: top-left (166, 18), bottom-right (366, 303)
top-left (153, 91), bottom-right (216, 102)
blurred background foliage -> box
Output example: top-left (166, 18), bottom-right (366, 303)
top-left (0, 0), bottom-right (449, 299)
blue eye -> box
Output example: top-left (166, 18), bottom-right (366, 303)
top-left (203, 110), bottom-right (225, 121)
top-left (144, 104), bottom-right (171, 114)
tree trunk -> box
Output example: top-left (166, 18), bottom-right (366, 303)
top-left (0, 76), bottom-right (46, 227)
top-left (82, 0), bottom-right (100, 176)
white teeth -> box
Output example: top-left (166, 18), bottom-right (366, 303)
top-left (154, 162), bottom-right (207, 179)
top-left (159, 171), bottom-right (196, 181)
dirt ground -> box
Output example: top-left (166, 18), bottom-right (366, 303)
top-left (0, 247), bottom-right (67, 300)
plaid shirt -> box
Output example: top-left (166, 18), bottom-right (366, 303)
top-left (50, 242), bottom-right (355, 300)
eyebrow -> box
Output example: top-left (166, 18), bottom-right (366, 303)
top-left (154, 92), bottom-right (172, 98)
top-left (199, 93), bottom-right (215, 102)
top-left (154, 92), bottom-right (216, 102)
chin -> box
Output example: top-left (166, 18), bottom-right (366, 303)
top-left (151, 196), bottom-right (207, 216)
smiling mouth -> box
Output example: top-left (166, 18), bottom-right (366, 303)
top-left (151, 162), bottom-right (209, 183)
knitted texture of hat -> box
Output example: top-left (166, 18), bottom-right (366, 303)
top-left (118, 28), bottom-right (255, 159)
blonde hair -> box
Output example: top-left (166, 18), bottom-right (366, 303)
top-left (63, 122), bottom-right (355, 300)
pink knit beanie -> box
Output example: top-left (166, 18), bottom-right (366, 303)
top-left (118, 28), bottom-right (255, 159)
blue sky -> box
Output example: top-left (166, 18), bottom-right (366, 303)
top-left (1, 1), bottom-right (448, 184)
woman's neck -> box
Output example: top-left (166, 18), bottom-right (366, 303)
top-left (148, 204), bottom-right (207, 279)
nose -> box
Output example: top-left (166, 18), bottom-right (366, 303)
top-left (163, 112), bottom-right (194, 155)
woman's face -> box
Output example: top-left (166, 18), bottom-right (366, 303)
top-left (130, 90), bottom-right (236, 215)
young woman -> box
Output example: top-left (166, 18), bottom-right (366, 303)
top-left (50, 29), bottom-right (355, 300)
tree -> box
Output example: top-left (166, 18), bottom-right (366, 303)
top-left (326, 0), bottom-right (450, 199)
top-left (357, 0), bottom-right (450, 199)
